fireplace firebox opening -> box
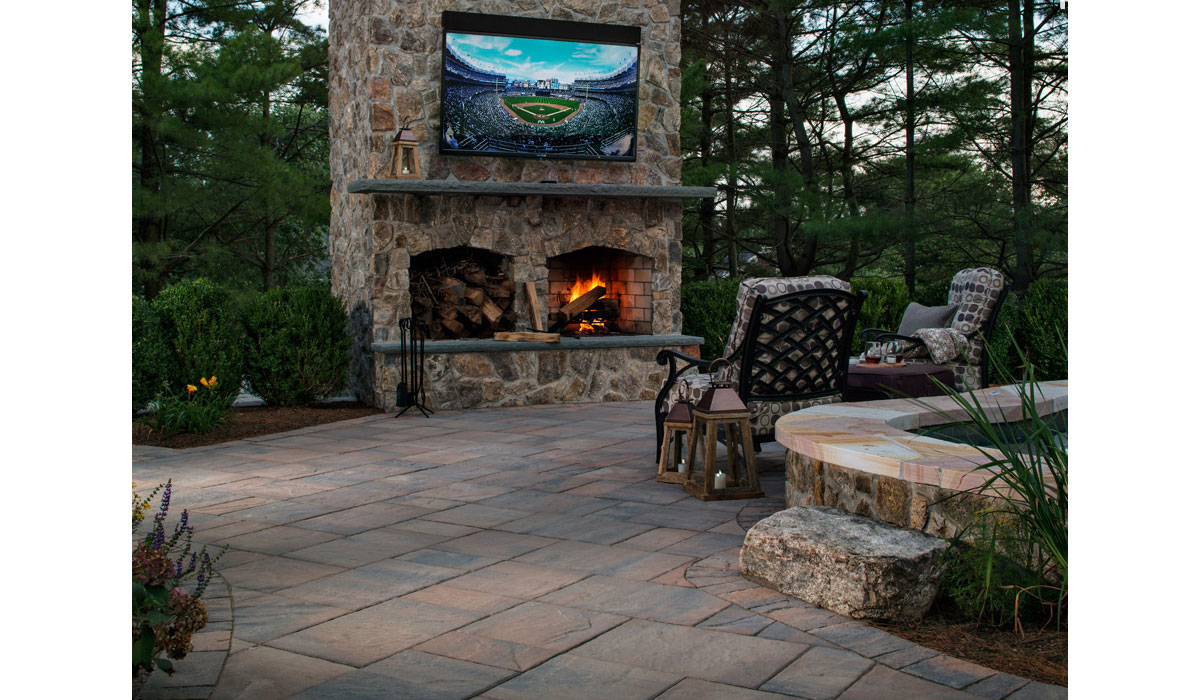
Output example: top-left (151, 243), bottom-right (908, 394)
top-left (547, 246), bottom-right (653, 336)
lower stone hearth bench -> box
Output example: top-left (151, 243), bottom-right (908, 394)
top-left (740, 505), bottom-right (949, 624)
top-left (370, 333), bottom-right (702, 412)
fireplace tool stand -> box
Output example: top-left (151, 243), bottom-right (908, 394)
top-left (395, 317), bottom-right (433, 418)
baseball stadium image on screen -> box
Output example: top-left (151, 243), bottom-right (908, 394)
top-left (440, 12), bottom-right (640, 162)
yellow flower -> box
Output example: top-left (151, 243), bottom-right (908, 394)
top-left (187, 384), bottom-right (197, 394)
top-left (208, 376), bottom-right (218, 387)
top-left (200, 377), bottom-right (209, 388)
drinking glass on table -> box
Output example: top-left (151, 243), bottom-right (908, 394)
top-left (865, 342), bottom-right (882, 365)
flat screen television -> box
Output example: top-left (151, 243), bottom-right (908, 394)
top-left (440, 11), bottom-right (641, 162)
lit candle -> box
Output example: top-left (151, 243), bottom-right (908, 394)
top-left (714, 470), bottom-right (727, 490)
top-left (677, 458), bottom-right (687, 472)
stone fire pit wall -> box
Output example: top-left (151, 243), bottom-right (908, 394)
top-left (329, 0), bottom-right (685, 409)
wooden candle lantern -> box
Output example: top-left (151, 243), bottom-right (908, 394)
top-left (683, 359), bottom-right (762, 501)
top-left (657, 402), bottom-right (694, 484)
top-left (387, 127), bottom-right (421, 180)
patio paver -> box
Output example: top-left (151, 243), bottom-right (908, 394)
top-left (133, 400), bottom-right (1064, 700)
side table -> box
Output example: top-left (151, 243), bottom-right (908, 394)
top-left (845, 363), bottom-right (956, 402)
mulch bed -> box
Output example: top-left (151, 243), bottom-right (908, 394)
top-left (875, 601), bottom-right (1067, 687)
top-left (133, 402), bottom-right (382, 449)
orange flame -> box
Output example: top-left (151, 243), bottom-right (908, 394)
top-left (567, 271), bottom-right (606, 302)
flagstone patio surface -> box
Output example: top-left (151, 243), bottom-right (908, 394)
top-left (133, 401), bottom-right (1064, 700)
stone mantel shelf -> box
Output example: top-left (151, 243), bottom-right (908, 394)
top-left (373, 333), bottom-right (702, 355)
top-left (348, 179), bottom-right (718, 199)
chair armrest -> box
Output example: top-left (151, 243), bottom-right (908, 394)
top-left (656, 349), bottom-right (713, 373)
top-left (859, 329), bottom-right (921, 345)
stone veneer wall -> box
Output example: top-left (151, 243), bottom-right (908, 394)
top-left (329, 0), bottom-right (684, 407)
top-left (382, 343), bottom-right (696, 412)
top-left (785, 451), bottom-right (995, 541)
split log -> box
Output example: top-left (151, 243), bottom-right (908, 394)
top-left (455, 304), bottom-right (483, 325)
top-left (463, 267), bottom-right (488, 286)
top-left (525, 282), bottom-right (544, 331)
top-left (439, 277), bottom-right (466, 303)
top-left (441, 318), bottom-right (465, 336)
top-left (464, 287), bottom-right (488, 305)
top-left (480, 299), bottom-right (504, 325)
top-left (494, 332), bottom-right (560, 342)
top-left (485, 284), bottom-right (513, 299)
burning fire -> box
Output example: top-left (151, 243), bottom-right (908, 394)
top-left (567, 271), bottom-right (606, 302)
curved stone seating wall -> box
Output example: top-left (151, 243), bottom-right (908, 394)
top-left (775, 381), bottom-right (1067, 539)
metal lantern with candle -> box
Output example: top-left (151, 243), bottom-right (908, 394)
top-left (387, 122), bottom-right (421, 180)
top-left (682, 359), bottom-right (763, 501)
top-left (656, 402), bottom-right (694, 484)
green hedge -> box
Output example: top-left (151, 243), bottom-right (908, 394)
top-left (849, 278), bottom-right (910, 354)
top-left (151, 278), bottom-right (244, 406)
top-left (1018, 279), bottom-right (1067, 380)
top-left (132, 296), bottom-right (171, 415)
top-left (681, 277), bottom-right (743, 360)
top-left (242, 286), bottom-right (350, 406)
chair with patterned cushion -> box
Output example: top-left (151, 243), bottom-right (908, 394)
top-left (859, 267), bottom-right (1010, 391)
top-left (655, 277), bottom-right (866, 449)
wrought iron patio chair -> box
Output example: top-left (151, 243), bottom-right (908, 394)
top-left (859, 267), bottom-right (1010, 391)
top-left (655, 277), bottom-right (866, 449)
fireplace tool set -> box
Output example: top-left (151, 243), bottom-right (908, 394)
top-left (394, 317), bottom-right (433, 418)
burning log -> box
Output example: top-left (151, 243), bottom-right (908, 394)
top-left (559, 285), bottom-right (606, 320)
top-left (549, 285), bottom-right (607, 331)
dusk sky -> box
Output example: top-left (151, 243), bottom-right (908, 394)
top-left (447, 32), bottom-right (637, 84)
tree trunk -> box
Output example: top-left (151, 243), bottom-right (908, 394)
top-left (135, 0), bottom-right (169, 298)
top-left (1009, 0), bottom-right (1034, 293)
top-left (699, 41), bottom-right (715, 278)
top-left (263, 222), bottom-right (277, 290)
top-left (769, 89), bottom-right (797, 276)
top-left (833, 91), bottom-right (860, 280)
top-left (903, 0), bottom-right (917, 296)
top-left (723, 36), bottom-right (739, 277)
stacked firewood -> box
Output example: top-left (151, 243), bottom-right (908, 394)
top-left (411, 261), bottom-right (517, 339)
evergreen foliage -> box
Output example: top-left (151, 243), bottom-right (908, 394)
top-left (1017, 279), bottom-right (1067, 380)
top-left (850, 278), bottom-right (910, 353)
top-left (151, 278), bottom-right (245, 406)
top-left (681, 277), bottom-right (743, 360)
top-left (133, 296), bottom-right (172, 415)
top-left (242, 286), bottom-right (350, 406)
top-left (133, 0), bottom-right (330, 297)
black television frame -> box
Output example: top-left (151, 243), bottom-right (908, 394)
top-left (439, 11), bottom-right (642, 163)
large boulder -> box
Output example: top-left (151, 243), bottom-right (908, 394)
top-left (740, 506), bottom-right (949, 623)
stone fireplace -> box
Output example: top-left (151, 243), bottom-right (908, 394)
top-left (328, 0), bottom-right (703, 411)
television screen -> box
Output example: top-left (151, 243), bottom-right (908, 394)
top-left (440, 12), bottom-right (640, 162)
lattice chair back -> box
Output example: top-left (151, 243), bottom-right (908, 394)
top-left (718, 276), bottom-right (853, 384)
top-left (736, 288), bottom-right (865, 404)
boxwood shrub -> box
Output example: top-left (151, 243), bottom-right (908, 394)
top-left (681, 277), bottom-right (743, 360)
top-left (242, 286), bottom-right (350, 406)
top-left (152, 278), bottom-right (244, 406)
top-left (132, 296), bottom-right (171, 415)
